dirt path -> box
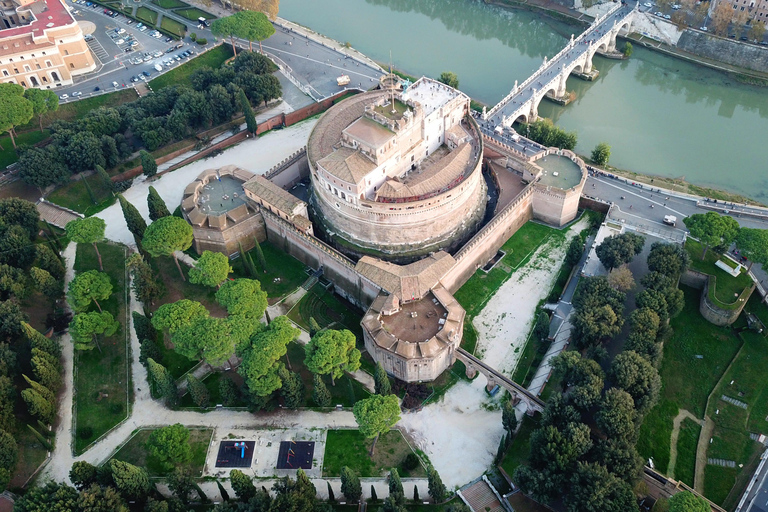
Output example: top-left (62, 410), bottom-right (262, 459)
top-left (668, 409), bottom-right (702, 479)
top-left (695, 415), bottom-right (715, 492)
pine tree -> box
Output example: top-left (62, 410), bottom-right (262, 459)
top-left (230, 469), bottom-right (256, 501)
top-left (21, 388), bottom-right (54, 423)
top-left (35, 244), bottom-right (65, 281)
top-left (253, 237), bottom-right (267, 271)
top-left (327, 481), bottom-right (335, 503)
top-left (340, 466), bottom-right (362, 503)
top-left (147, 186), bottom-right (171, 221)
top-left (31, 351), bottom-right (61, 391)
top-left (312, 374), bottom-right (332, 407)
top-left (308, 317), bottom-right (321, 337)
top-left (147, 358), bottom-right (177, 405)
top-left (374, 362), bottom-right (391, 396)
top-left (426, 465), bottom-right (447, 503)
top-left (22, 322), bottom-right (61, 357)
top-left (279, 367), bottom-right (304, 408)
top-left (238, 89), bottom-right (258, 135)
top-left (119, 195), bottom-right (148, 245)
top-left (245, 251), bottom-right (258, 279)
top-left (186, 374), bottom-right (210, 408)
top-left (238, 242), bottom-right (257, 278)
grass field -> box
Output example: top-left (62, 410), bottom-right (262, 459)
top-left (230, 241), bottom-right (308, 300)
top-left (108, 427), bottom-right (212, 477)
top-left (685, 239), bottom-right (754, 309)
top-left (704, 465), bottom-right (741, 508)
top-left (150, 255), bottom-right (226, 317)
top-left (46, 173), bottom-right (115, 215)
top-left (286, 342), bottom-right (369, 407)
top-left (674, 418), bottom-right (700, 487)
top-left (174, 6), bottom-right (215, 21)
top-left (454, 222), bottom-right (558, 318)
top-left (287, 283), bottom-right (364, 340)
top-left (73, 243), bottom-right (130, 454)
top-left (322, 429), bottom-right (425, 478)
top-left (149, 44), bottom-right (233, 90)
top-left (152, 0), bottom-right (187, 8)
top-left (136, 6), bottom-right (158, 24)
top-left (0, 130), bottom-right (49, 168)
top-left (500, 414), bottom-right (539, 480)
top-left (636, 399), bottom-right (677, 474)
top-left (15, 90), bottom-right (139, 131)
top-left (9, 425), bottom-right (49, 488)
top-left (160, 16), bottom-right (186, 37)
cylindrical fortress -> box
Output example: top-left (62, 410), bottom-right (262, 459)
top-left (307, 79), bottom-right (487, 262)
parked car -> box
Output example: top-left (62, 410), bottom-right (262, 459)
top-left (142, 70), bottom-right (151, 77)
top-left (700, 26), bottom-right (707, 31)
top-left (112, 81), bottom-right (119, 87)
top-left (93, 86), bottom-right (100, 91)
top-left (131, 41), bottom-right (139, 47)
top-left (72, 91), bottom-right (82, 96)
top-left (115, 39), bottom-right (124, 45)
top-left (643, 2), bottom-right (652, 6)
top-left (154, 63), bottom-right (163, 72)
top-left (164, 36), bottom-right (173, 42)
top-left (663, 14), bottom-right (671, 19)
top-left (139, 25), bottom-right (148, 31)
top-left (59, 93), bottom-right (69, 99)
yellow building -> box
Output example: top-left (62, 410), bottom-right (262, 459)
top-left (0, 0), bottom-right (95, 88)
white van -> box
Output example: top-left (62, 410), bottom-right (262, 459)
top-left (154, 63), bottom-right (163, 72)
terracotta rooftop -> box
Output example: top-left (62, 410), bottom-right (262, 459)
top-left (316, 146), bottom-right (376, 185)
top-left (343, 116), bottom-right (395, 150)
top-left (355, 251), bottom-right (455, 301)
top-left (243, 175), bottom-right (303, 215)
top-left (0, 0), bottom-right (75, 41)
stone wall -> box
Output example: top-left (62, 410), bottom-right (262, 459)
top-left (192, 213), bottom-right (266, 256)
top-left (579, 196), bottom-right (611, 213)
top-left (262, 209), bottom-right (380, 309)
top-left (441, 185), bottom-right (535, 293)
top-left (677, 30), bottom-right (768, 74)
top-left (364, 331), bottom-right (455, 382)
top-left (264, 148), bottom-right (310, 190)
top-left (682, 269), bottom-right (754, 326)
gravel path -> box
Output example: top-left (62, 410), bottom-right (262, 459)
top-left (667, 409), bottom-right (702, 479)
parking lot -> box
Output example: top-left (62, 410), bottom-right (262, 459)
top-left (57, 0), bottom-right (206, 100)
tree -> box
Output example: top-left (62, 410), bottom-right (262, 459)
top-left (0, 197), bottom-right (39, 238)
top-left (211, 16), bottom-right (241, 57)
top-left (36, 243), bottom-right (65, 281)
top-left (66, 217), bottom-right (106, 271)
top-left (591, 142), bottom-right (611, 166)
top-left (352, 394), bottom-right (401, 456)
top-left (566, 235), bottom-right (584, 267)
top-left (219, 376), bottom-right (240, 406)
top-left (167, 467), bottom-right (196, 504)
top-left (340, 466), bottom-right (362, 502)
top-left (710, 1), bottom-right (733, 36)
top-left (636, 289), bottom-right (670, 322)
top-left (69, 311), bottom-right (119, 352)
top-left (748, 21), bottom-right (767, 42)
top-left (312, 373), bottom-right (332, 407)
top-left (238, 316), bottom-right (298, 396)
top-left (647, 242), bottom-right (689, 277)
top-left (21, 375), bottom-right (55, 423)
top-left (668, 491), bottom-right (709, 512)
top-left (427, 465), bottom-right (447, 503)
top-left (304, 329), bottom-right (361, 385)
top-left (22, 321), bottom-right (60, 356)
top-left (141, 150), bottom-right (158, 178)
top-left (0, 263), bottom-right (28, 300)
top-left (736, 228), bottom-right (768, 271)
top-left (0, 300), bottom-right (26, 343)
top-left (622, 42), bottom-right (633, 58)
top-left (147, 357), bottom-right (177, 404)
top-left (152, 299), bottom-right (209, 335)
top-left (70, 461), bottom-right (98, 490)
top-left (0, 83), bottom-right (33, 148)
top-left (215, 278), bottom-right (268, 321)
top-left (31, 350), bottom-right (61, 391)
top-left (684, 212), bottom-right (740, 259)
top-left (127, 253), bottom-right (163, 307)
top-left (253, 238), bottom-right (267, 271)
top-left (502, 399), bottom-right (518, 438)
top-left (146, 423), bottom-right (192, 471)
top-left (118, 195), bottom-right (148, 245)
top-left (142, 216), bottom-right (194, 280)
top-left (78, 484), bottom-right (129, 512)
top-left (109, 460), bottom-right (151, 501)
top-left (596, 388), bottom-right (637, 441)
top-left (607, 265), bottom-right (635, 292)
top-left (389, 468), bottom-right (404, 497)
top-left (438, 71), bottom-right (459, 89)
top-left (534, 310), bottom-right (550, 340)
top-left (172, 316), bottom-right (235, 365)
top-left (270, 468), bottom-right (316, 512)
top-left (13, 481), bottom-right (79, 512)
top-left (572, 303), bottom-right (623, 347)
top-left (230, 469), bottom-right (256, 501)
top-left (24, 88), bottom-right (58, 132)
top-left (189, 251), bottom-right (232, 289)
top-left (147, 186), bottom-right (170, 221)
top-left (598, 438), bottom-right (643, 482)
top-left (68, 270), bottom-right (112, 313)
top-left (0, 429), bottom-right (17, 474)
top-left (610, 350), bottom-right (661, 414)
top-left (95, 165), bottom-right (114, 194)
top-left (238, 88), bottom-right (258, 134)
top-left (232, 12), bottom-right (275, 52)
top-left (595, 233), bottom-right (645, 271)
top-left (278, 367), bottom-right (304, 408)
top-left (374, 362), bottom-right (391, 396)
top-left (187, 374), bottom-right (210, 408)
top-left (568, 461), bottom-right (639, 512)
top-left (630, 308), bottom-right (660, 338)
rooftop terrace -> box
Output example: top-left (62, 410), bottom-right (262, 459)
top-left (536, 154), bottom-right (583, 190)
top-left (401, 77), bottom-right (465, 117)
top-left (380, 292), bottom-right (447, 343)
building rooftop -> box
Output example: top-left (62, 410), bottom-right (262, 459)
top-left (401, 77), bottom-right (466, 117)
top-left (371, 98), bottom-right (409, 121)
top-left (243, 175), bottom-right (304, 215)
top-left (356, 251), bottom-right (456, 301)
top-left (316, 146), bottom-right (376, 185)
top-left (379, 292), bottom-right (447, 343)
top-left (536, 154), bottom-right (583, 190)
top-left (0, 0), bottom-right (75, 42)
top-left (344, 116), bottom-right (395, 150)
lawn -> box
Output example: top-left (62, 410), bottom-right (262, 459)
top-left (152, 0), bottom-right (188, 8)
top-left (685, 239), bottom-right (754, 309)
top-left (0, 130), bottom-right (49, 168)
top-left (160, 16), bottom-right (186, 37)
top-left (500, 414), bottom-right (539, 480)
top-left (136, 6), bottom-right (158, 24)
top-left (149, 44), bottom-right (233, 90)
top-left (174, 6), bottom-right (216, 21)
top-left (703, 465), bottom-right (740, 508)
top-left (322, 429), bottom-right (425, 478)
top-left (230, 240), bottom-right (308, 301)
top-left (16, 89), bottom-right (138, 131)
top-left (73, 243), bottom-right (130, 454)
top-left (286, 342), bottom-right (370, 408)
top-left (9, 424), bottom-right (49, 488)
top-left (674, 418), bottom-right (700, 487)
top-left (287, 283), bottom-right (364, 340)
top-left (108, 427), bottom-right (212, 477)
top-left (636, 399), bottom-right (678, 474)
top-left (46, 173), bottom-right (115, 215)
top-left (454, 222), bottom-right (558, 318)
top-left (150, 255), bottom-right (227, 317)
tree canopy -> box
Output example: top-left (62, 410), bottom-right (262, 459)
top-left (352, 394), bottom-right (401, 455)
top-left (152, 299), bottom-right (210, 335)
top-left (595, 233), bottom-right (645, 271)
top-left (147, 186), bottom-right (170, 221)
top-left (66, 218), bottom-right (106, 271)
top-left (189, 250), bottom-right (232, 289)
top-left (68, 270), bottom-right (112, 313)
top-left (146, 423), bottom-right (192, 471)
top-left (237, 316), bottom-right (298, 397)
top-left (142, 216), bottom-right (193, 280)
top-left (646, 242), bottom-right (689, 277)
top-left (438, 71), bottom-right (459, 89)
top-left (684, 212), bottom-right (739, 259)
top-left (24, 88), bottom-right (58, 132)
top-left (69, 311), bottom-right (119, 352)
top-left (668, 491), bottom-right (709, 512)
top-left (304, 329), bottom-right (361, 385)
top-left (610, 350), bottom-right (661, 414)
top-left (0, 83), bottom-right (34, 148)
top-left (172, 316), bottom-right (235, 365)
top-left (736, 228), bottom-right (768, 270)
top-left (591, 142), bottom-right (611, 166)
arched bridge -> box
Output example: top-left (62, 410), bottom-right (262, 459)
top-left (483, 2), bottom-right (637, 127)
top-left (455, 348), bottom-right (546, 414)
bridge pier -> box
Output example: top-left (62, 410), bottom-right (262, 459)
top-left (465, 364), bottom-right (478, 380)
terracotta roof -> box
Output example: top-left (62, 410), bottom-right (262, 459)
top-left (355, 251), bottom-right (456, 300)
top-left (316, 146), bottom-right (376, 185)
top-left (343, 116), bottom-right (395, 150)
top-left (243, 175), bottom-right (303, 215)
top-left (0, 0), bottom-right (76, 41)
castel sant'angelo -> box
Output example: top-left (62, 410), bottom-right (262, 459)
top-left (183, 75), bottom-right (587, 383)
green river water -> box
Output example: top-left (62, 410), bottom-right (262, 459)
top-left (279, 0), bottom-right (768, 201)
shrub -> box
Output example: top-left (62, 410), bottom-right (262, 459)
top-left (78, 427), bottom-right (94, 439)
top-left (190, 32), bottom-right (197, 41)
top-left (402, 453), bottom-right (419, 471)
top-left (196, 38), bottom-right (207, 45)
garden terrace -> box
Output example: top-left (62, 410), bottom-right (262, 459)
top-left (685, 239), bottom-right (754, 310)
top-left (379, 292), bottom-right (448, 343)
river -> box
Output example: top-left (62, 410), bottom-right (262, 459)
top-left (279, 0), bottom-right (768, 201)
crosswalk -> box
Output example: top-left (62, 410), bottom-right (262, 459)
top-left (86, 38), bottom-right (109, 63)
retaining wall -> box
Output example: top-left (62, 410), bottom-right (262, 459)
top-left (264, 147), bottom-right (310, 190)
top-left (677, 30), bottom-right (768, 74)
top-left (682, 269), bottom-right (754, 326)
